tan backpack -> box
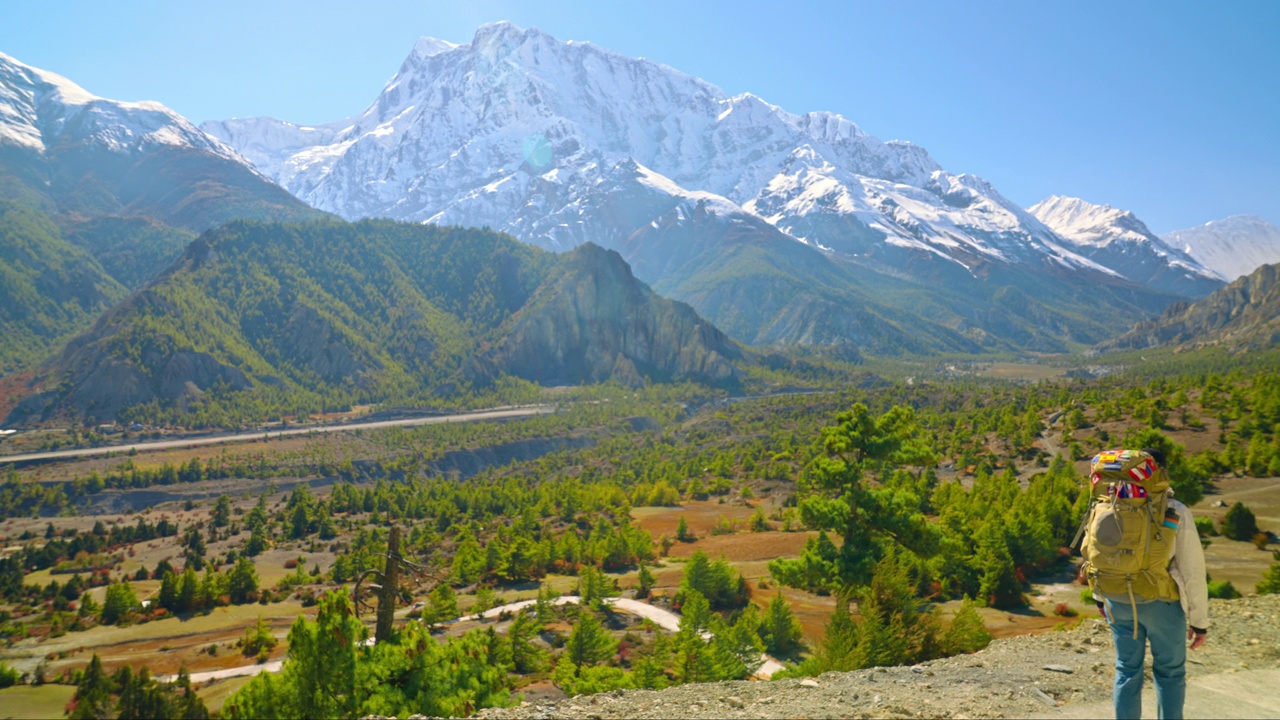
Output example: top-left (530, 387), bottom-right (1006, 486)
top-left (1073, 449), bottom-right (1180, 636)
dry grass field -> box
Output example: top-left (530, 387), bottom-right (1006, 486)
top-left (0, 683), bottom-right (75, 719)
top-left (1192, 476), bottom-right (1280, 593)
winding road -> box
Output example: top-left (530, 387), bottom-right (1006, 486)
top-left (0, 405), bottom-right (557, 465)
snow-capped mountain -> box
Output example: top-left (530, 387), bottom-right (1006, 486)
top-left (202, 22), bottom-right (1193, 352)
top-left (1163, 215), bottom-right (1280, 282)
top-left (204, 23), bottom-right (1107, 275)
top-left (0, 51), bottom-right (317, 236)
top-left (1028, 195), bottom-right (1222, 297)
top-left (0, 51), bottom-right (241, 162)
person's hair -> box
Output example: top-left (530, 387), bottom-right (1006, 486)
top-left (1141, 448), bottom-right (1166, 467)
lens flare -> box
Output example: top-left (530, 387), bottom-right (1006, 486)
top-left (522, 134), bottom-right (553, 171)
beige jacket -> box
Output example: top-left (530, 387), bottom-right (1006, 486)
top-left (1167, 498), bottom-right (1210, 630)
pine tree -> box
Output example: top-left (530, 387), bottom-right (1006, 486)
top-left (1256, 561), bottom-right (1280, 595)
top-left (535, 582), bottom-right (558, 623)
top-left (101, 581), bottom-right (138, 625)
top-left (424, 583), bottom-right (458, 626)
top-left (942, 596), bottom-right (991, 655)
top-left (975, 516), bottom-right (1022, 608)
top-left (564, 609), bottom-right (617, 666)
top-left (1222, 502), bottom-right (1260, 541)
top-left (636, 563), bottom-right (655, 598)
top-left (676, 516), bottom-right (694, 542)
top-left (769, 403), bottom-right (937, 601)
top-left (211, 494), bottom-right (231, 528)
top-left (69, 654), bottom-right (113, 719)
top-left (227, 557), bottom-right (259, 604)
top-left (576, 565), bottom-right (617, 607)
top-left (508, 610), bottom-right (547, 673)
top-left (760, 591), bottom-right (804, 656)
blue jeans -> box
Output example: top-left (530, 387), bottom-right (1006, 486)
top-left (1105, 598), bottom-right (1187, 720)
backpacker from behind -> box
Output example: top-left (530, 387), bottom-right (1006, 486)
top-left (1074, 448), bottom-right (1181, 637)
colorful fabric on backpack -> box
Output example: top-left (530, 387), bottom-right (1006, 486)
top-left (1162, 508), bottom-right (1180, 530)
top-left (1128, 457), bottom-right (1157, 483)
top-left (1111, 482), bottom-right (1149, 499)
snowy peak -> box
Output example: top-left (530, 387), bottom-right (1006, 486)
top-left (1029, 195), bottom-right (1156, 248)
top-left (0, 51), bottom-right (242, 162)
top-left (1163, 215), bottom-right (1280, 282)
top-left (411, 36), bottom-right (459, 60)
top-left (205, 22), bottom-right (949, 221)
top-left (1029, 195), bottom-right (1222, 295)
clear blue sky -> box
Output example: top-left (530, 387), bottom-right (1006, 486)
top-left (3, 0), bottom-right (1277, 233)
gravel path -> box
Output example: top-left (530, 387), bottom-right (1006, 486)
top-left (468, 595), bottom-right (1280, 720)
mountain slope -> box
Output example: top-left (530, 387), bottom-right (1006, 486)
top-left (204, 22), bottom-right (1179, 355)
top-left (472, 243), bottom-right (742, 387)
top-left (1097, 262), bottom-right (1280, 352)
top-left (1163, 215), bottom-right (1280, 282)
top-left (0, 50), bottom-right (317, 235)
top-left (1029, 195), bottom-right (1222, 297)
top-left (6, 219), bottom-right (742, 426)
top-left (0, 200), bottom-right (126, 373)
top-left (0, 51), bottom-right (327, 375)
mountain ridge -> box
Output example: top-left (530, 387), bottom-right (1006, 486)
top-left (6, 219), bottom-right (744, 426)
top-left (0, 50), bottom-right (325, 373)
top-left (1028, 195), bottom-right (1223, 297)
top-left (1097, 261), bottom-right (1280, 353)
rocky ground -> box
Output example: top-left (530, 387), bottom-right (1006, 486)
top-left (461, 595), bottom-right (1280, 720)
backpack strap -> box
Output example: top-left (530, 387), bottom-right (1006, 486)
top-left (1070, 496), bottom-right (1097, 550)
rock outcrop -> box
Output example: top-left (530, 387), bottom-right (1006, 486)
top-left (1099, 262), bottom-right (1280, 352)
top-left (472, 243), bottom-right (743, 389)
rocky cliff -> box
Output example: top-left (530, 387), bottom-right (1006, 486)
top-left (1099, 262), bottom-right (1280, 352)
top-left (472, 243), bottom-right (743, 389)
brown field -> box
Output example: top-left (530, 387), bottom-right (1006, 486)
top-left (631, 499), bottom-right (760, 539)
top-left (973, 362), bottom-right (1069, 382)
top-left (2, 384), bottom-right (1273, 702)
top-left (5, 599), bottom-right (308, 680)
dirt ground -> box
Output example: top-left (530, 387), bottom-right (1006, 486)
top-left (1191, 475), bottom-right (1280, 593)
top-left (631, 499), bottom-right (760, 540)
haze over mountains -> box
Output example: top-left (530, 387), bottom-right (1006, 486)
top-left (1163, 215), bottom-right (1280, 282)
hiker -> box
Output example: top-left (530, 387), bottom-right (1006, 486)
top-left (1078, 448), bottom-right (1208, 720)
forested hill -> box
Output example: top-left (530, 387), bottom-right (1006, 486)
top-left (0, 200), bottom-right (126, 375)
top-left (6, 219), bottom-right (744, 427)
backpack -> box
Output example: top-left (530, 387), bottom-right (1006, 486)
top-left (1073, 449), bottom-right (1180, 636)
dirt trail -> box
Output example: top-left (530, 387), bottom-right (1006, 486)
top-left (166, 595), bottom-right (785, 684)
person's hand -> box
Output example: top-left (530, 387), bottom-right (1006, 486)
top-left (1188, 627), bottom-right (1207, 650)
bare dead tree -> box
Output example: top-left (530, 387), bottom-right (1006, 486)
top-left (352, 525), bottom-right (444, 643)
